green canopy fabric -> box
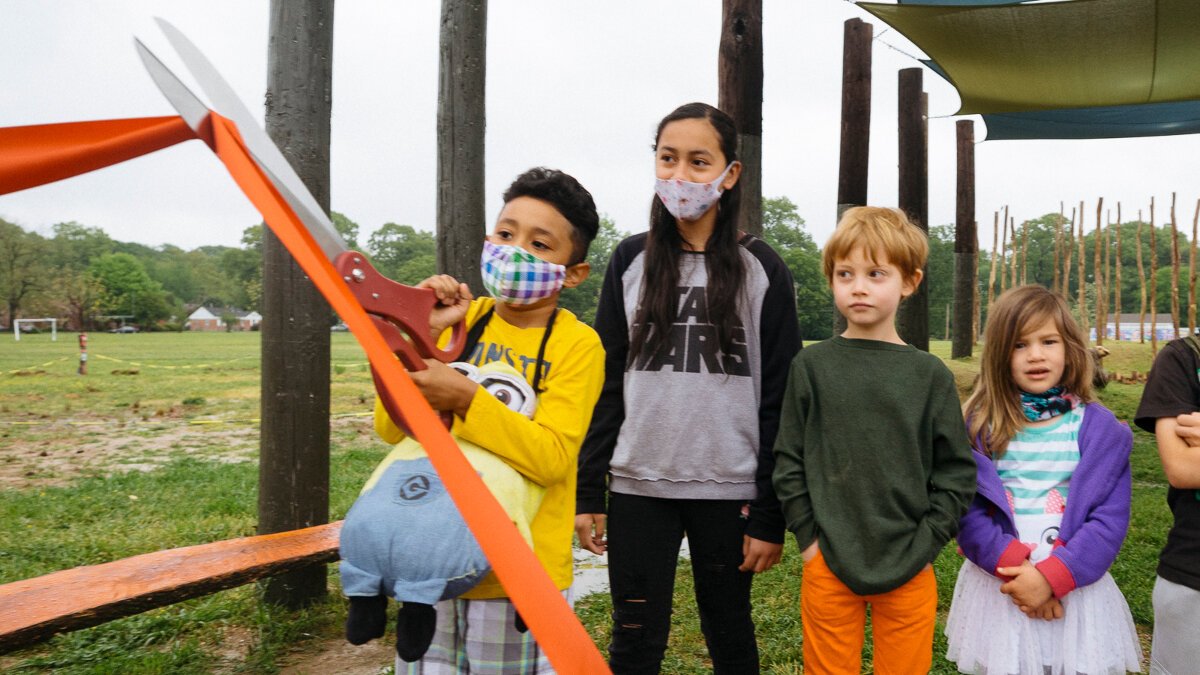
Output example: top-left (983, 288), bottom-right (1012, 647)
top-left (861, 0), bottom-right (1200, 115)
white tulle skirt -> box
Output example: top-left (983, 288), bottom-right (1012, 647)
top-left (944, 561), bottom-right (1142, 675)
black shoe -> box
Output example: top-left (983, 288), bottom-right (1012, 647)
top-left (395, 602), bottom-right (437, 662)
top-left (345, 595), bottom-right (388, 645)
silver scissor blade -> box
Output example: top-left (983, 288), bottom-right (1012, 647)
top-left (134, 39), bottom-right (212, 145)
top-left (152, 17), bottom-right (348, 261)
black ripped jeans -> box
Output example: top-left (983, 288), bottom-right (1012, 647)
top-left (605, 492), bottom-right (759, 674)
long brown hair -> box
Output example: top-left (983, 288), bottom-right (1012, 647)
top-left (965, 285), bottom-right (1094, 458)
top-left (629, 102), bottom-right (744, 364)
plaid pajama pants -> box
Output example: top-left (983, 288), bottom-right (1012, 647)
top-left (400, 589), bottom-right (572, 674)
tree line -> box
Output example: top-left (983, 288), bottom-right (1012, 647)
top-left (3, 197), bottom-right (1193, 341)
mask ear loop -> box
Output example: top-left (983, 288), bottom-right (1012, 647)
top-left (531, 308), bottom-right (558, 393)
top-left (457, 305), bottom-right (557, 394)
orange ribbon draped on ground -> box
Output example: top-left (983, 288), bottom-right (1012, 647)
top-left (0, 115), bottom-right (610, 674)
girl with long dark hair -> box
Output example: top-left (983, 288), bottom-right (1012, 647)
top-left (575, 102), bottom-right (801, 673)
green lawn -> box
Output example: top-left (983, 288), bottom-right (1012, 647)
top-left (0, 335), bottom-right (1172, 673)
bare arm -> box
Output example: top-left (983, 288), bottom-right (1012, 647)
top-left (1156, 416), bottom-right (1200, 489)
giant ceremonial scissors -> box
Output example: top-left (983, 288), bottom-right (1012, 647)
top-left (135, 19), bottom-right (464, 433)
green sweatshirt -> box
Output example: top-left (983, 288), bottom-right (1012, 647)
top-left (772, 336), bottom-right (976, 595)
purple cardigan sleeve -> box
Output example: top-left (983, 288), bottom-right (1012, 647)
top-left (1035, 408), bottom-right (1133, 598)
top-left (957, 448), bottom-right (1031, 576)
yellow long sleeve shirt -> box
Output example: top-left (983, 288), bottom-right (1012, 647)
top-left (374, 297), bottom-right (605, 598)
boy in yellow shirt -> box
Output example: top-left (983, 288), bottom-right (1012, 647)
top-left (372, 167), bottom-right (605, 673)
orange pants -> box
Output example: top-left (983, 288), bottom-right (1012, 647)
top-left (800, 550), bottom-right (937, 675)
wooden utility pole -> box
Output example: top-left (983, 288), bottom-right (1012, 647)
top-left (1093, 198), bottom-right (1104, 344)
top-left (952, 120), bottom-right (975, 358)
top-left (897, 68), bottom-right (928, 350)
top-left (437, 0), bottom-right (487, 291)
top-left (1191, 199), bottom-right (1199, 333)
top-left (1077, 200), bottom-right (1088, 342)
top-left (719, 0), bottom-right (763, 235)
top-left (1137, 209), bottom-right (1147, 343)
top-left (1020, 218), bottom-right (1029, 285)
top-left (260, 0), bottom-right (334, 608)
top-left (1151, 198), bottom-right (1158, 354)
top-left (1108, 200), bottom-right (1118, 338)
top-left (987, 211), bottom-right (999, 311)
top-left (1171, 192), bottom-right (1181, 336)
top-left (835, 18), bottom-right (872, 335)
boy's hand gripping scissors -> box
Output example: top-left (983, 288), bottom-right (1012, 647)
top-left (134, 21), bottom-right (463, 432)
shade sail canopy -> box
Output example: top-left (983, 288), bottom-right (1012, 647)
top-left (919, 59), bottom-right (1200, 140)
top-left (861, 0), bottom-right (1200, 115)
top-left (979, 100), bottom-right (1200, 140)
top-left (898, 0), bottom-right (1026, 5)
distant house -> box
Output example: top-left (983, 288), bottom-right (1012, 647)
top-left (1090, 313), bottom-right (1190, 341)
top-left (186, 306), bottom-right (262, 332)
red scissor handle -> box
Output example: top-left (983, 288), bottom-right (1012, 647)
top-left (333, 251), bottom-right (466, 432)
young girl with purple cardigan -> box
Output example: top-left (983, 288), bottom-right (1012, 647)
top-left (946, 285), bottom-right (1142, 674)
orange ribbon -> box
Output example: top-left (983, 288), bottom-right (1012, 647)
top-left (0, 115), bottom-right (610, 674)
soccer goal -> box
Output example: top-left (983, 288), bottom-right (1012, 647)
top-left (13, 318), bottom-right (57, 341)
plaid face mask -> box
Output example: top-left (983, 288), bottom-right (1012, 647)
top-left (479, 239), bottom-right (566, 305)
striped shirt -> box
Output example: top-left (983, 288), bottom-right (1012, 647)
top-left (996, 406), bottom-right (1084, 562)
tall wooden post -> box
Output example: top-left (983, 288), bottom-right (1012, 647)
top-left (1115, 203), bottom-right (1122, 340)
top-left (1020, 218), bottom-right (1029, 285)
top-left (1171, 192), bottom-right (1180, 336)
top-left (719, 0), bottom-right (763, 235)
top-left (1137, 209), bottom-right (1147, 343)
top-left (1191, 199), bottom-right (1199, 334)
top-left (834, 18), bottom-right (872, 334)
top-left (952, 120), bottom-right (975, 358)
top-left (897, 69), bottom-right (928, 350)
top-left (1000, 206), bottom-right (1009, 291)
top-left (987, 211), bottom-right (999, 312)
top-left (1151, 198), bottom-right (1158, 354)
top-left (973, 249), bottom-right (982, 343)
top-left (1063, 204), bottom-right (1075, 298)
top-left (1093, 197), bottom-right (1104, 344)
top-left (1053, 206), bottom-right (1063, 295)
top-left (260, 0), bottom-right (334, 608)
top-left (437, 0), bottom-right (487, 292)
top-left (1009, 214), bottom-right (1018, 289)
top-left (1077, 200), bottom-right (1088, 342)
top-left (1103, 210), bottom-right (1112, 339)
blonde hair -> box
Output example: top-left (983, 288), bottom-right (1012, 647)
top-left (822, 206), bottom-right (928, 283)
top-left (965, 285), bottom-right (1094, 458)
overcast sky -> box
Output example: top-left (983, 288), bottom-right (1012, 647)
top-left (3, 0), bottom-right (1200, 254)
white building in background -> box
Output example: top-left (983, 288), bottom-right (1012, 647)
top-left (186, 306), bottom-right (262, 332)
top-left (1090, 313), bottom-right (1190, 341)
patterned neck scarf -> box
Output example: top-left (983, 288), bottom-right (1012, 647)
top-left (1019, 385), bottom-right (1081, 422)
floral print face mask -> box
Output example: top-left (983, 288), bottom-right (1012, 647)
top-left (653, 162), bottom-right (735, 222)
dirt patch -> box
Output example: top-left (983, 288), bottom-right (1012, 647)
top-left (0, 415), bottom-right (370, 490)
top-left (278, 636), bottom-right (395, 675)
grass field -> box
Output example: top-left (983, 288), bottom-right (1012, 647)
top-left (0, 333), bottom-right (1172, 673)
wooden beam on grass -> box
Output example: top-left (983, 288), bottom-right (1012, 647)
top-left (0, 523), bottom-right (342, 653)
